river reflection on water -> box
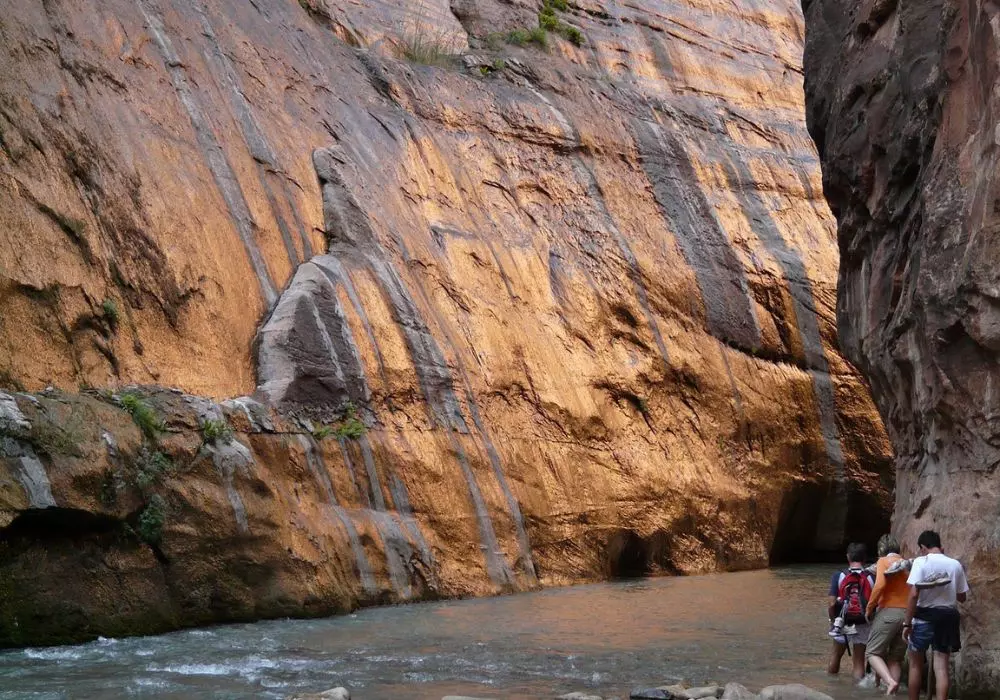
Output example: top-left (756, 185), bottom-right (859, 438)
top-left (0, 566), bottom-right (874, 699)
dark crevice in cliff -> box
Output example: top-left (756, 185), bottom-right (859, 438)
top-left (769, 480), bottom-right (890, 565)
top-left (0, 507), bottom-right (123, 543)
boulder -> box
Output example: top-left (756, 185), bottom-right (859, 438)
top-left (558, 693), bottom-right (604, 700)
top-left (720, 683), bottom-right (758, 700)
top-left (678, 686), bottom-right (720, 699)
top-left (758, 685), bottom-right (832, 700)
top-left (631, 690), bottom-right (675, 700)
top-left (287, 688), bottom-right (350, 700)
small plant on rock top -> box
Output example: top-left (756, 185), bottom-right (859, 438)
top-left (120, 393), bottom-right (164, 439)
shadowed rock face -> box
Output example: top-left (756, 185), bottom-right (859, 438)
top-left (1, 0), bottom-right (890, 645)
top-left (803, 0), bottom-right (1000, 694)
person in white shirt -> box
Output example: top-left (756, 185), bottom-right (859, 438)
top-left (901, 530), bottom-right (969, 700)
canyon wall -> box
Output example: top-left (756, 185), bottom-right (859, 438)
top-left (0, 0), bottom-right (890, 646)
top-left (802, 0), bottom-right (1000, 694)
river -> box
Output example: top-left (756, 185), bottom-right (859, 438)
top-left (0, 566), bottom-right (874, 699)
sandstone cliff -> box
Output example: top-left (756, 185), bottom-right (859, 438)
top-left (1, 0), bottom-right (889, 646)
top-left (803, 0), bottom-right (1000, 694)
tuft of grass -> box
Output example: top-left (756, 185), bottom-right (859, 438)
top-left (311, 425), bottom-right (334, 441)
top-left (560, 25), bottom-right (584, 46)
top-left (398, 25), bottom-right (462, 67)
top-left (120, 393), bottom-right (164, 439)
top-left (506, 27), bottom-right (548, 47)
top-left (334, 416), bottom-right (366, 440)
top-left (101, 298), bottom-right (119, 330)
top-left (201, 418), bottom-right (233, 444)
top-left (136, 494), bottom-right (167, 545)
top-left (538, 0), bottom-right (584, 46)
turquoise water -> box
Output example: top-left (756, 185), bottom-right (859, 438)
top-left (0, 566), bottom-right (872, 699)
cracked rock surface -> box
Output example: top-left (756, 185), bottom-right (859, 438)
top-left (1, 0), bottom-right (889, 645)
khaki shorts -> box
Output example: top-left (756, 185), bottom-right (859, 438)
top-left (866, 607), bottom-right (907, 662)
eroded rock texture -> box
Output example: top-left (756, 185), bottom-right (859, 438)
top-left (1, 0), bottom-right (889, 645)
top-left (803, 0), bottom-right (1000, 694)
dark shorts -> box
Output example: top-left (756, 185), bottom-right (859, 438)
top-left (909, 606), bottom-right (961, 654)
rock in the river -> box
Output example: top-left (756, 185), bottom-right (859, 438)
top-left (802, 0), bottom-right (1000, 692)
top-left (720, 683), bottom-right (758, 700)
top-left (758, 685), bottom-right (832, 700)
top-left (676, 686), bottom-right (720, 699)
top-left (631, 690), bottom-right (675, 700)
top-left (287, 688), bottom-right (350, 700)
top-left (558, 693), bottom-right (605, 700)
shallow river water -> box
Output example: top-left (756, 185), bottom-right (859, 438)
top-left (0, 566), bottom-right (874, 699)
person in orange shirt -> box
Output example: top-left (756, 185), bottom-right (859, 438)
top-left (866, 534), bottom-right (910, 694)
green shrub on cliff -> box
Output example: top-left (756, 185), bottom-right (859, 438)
top-left (312, 404), bottom-right (367, 441)
top-left (334, 416), bottom-right (366, 440)
top-left (201, 418), bottom-right (233, 444)
top-left (101, 298), bottom-right (119, 330)
top-left (506, 27), bottom-right (548, 47)
top-left (312, 425), bottom-right (334, 441)
top-left (134, 449), bottom-right (173, 492)
top-left (136, 494), bottom-right (167, 545)
top-left (120, 393), bottom-right (164, 439)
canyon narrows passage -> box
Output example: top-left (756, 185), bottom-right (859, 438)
top-left (1, 0), bottom-right (889, 646)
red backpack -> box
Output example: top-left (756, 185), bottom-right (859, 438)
top-left (838, 569), bottom-right (873, 625)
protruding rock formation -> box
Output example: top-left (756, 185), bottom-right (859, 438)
top-left (803, 0), bottom-right (1000, 694)
top-left (1, 0), bottom-right (890, 645)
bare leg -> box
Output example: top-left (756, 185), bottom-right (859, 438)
top-left (888, 659), bottom-right (903, 694)
top-left (854, 644), bottom-right (868, 681)
top-left (888, 659), bottom-right (902, 682)
top-left (932, 652), bottom-right (950, 700)
top-left (908, 650), bottom-right (925, 700)
top-left (869, 654), bottom-right (899, 694)
top-left (829, 640), bottom-right (847, 674)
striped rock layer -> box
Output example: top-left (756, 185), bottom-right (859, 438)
top-left (0, 0), bottom-right (888, 645)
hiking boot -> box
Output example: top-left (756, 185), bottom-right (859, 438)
top-left (885, 558), bottom-right (911, 576)
top-left (916, 571), bottom-right (952, 588)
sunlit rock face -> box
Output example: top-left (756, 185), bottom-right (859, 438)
top-left (0, 0), bottom-right (889, 645)
top-left (803, 0), bottom-right (1000, 694)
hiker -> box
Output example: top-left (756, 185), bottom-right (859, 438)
top-left (827, 542), bottom-right (875, 680)
top-left (865, 534), bottom-right (909, 694)
top-left (902, 530), bottom-right (969, 700)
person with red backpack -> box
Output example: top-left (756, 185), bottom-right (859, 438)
top-left (827, 542), bottom-right (875, 680)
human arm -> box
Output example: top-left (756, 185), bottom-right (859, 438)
top-left (902, 584), bottom-right (918, 642)
top-left (828, 572), bottom-right (840, 620)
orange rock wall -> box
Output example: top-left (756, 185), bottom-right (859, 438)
top-left (0, 0), bottom-right (890, 644)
